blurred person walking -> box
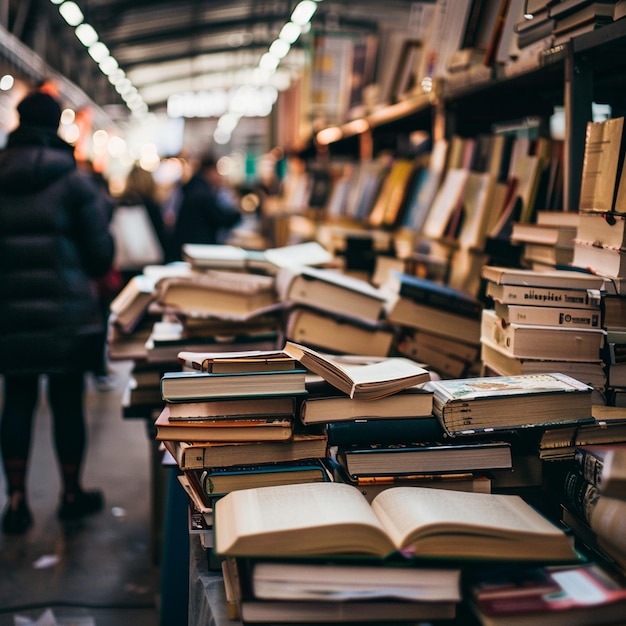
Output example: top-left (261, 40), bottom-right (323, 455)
top-left (170, 152), bottom-right (242, 260)
top-left (0, 90), bottom-right (115, 534)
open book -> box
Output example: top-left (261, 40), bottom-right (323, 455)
top-left (283, 341), bottom-right (431, 400)
top-left (214, 482), bottom-right (577, 562)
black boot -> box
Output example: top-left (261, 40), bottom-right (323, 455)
top-left (58, 489), bottom-right (104, 521)
top-left (2, 493), bottom-right (33, 534)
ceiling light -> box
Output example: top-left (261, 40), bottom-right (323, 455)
top-left (0, 74), bottom-right (14, 90)
top-left (279, 22), bottom-right (302, 44)
top-left (99, 56), bottom-right (119, 75)
top-left (88, 41), bottom-right (110, 63)
top-left (75, 23), bottom-right (98, 47)
top-left (269, 39), bottom-right (290, 59)
top-left (259, 52), bottom-right (279, 73)
top-left (290, 1), bottom-right (318, 26)
top-left (58, 1), bottom-right (84, 26)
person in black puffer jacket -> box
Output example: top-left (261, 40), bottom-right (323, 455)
top-left (0, 90), bottom-right (115, 534)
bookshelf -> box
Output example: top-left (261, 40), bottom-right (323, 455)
top-left (315, 17), bottom-right (626, 217)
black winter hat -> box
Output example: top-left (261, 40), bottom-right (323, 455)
top-left (17, 91), bottom-right (62, 129)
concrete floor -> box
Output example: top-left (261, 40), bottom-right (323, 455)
top-left (0, 363), bottom-right (162, 626)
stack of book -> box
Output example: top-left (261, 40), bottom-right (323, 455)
top-left (604, 293), bottom-right (626, 406)
top-left (573, 115), bottom-right (626, 284)
top-left (561, 442), bottom-right (626, 573)
top-left (277, 265), bottom-right (396, 357)
top-left (480, 265), bottom-right (610, 400)
top-left (383, 271), bottom-right (484, 377)
top-left (155, 348), bottom-right (332, 543)
top-left (510, 210), bottom-right (578, 269)
top-left (214, 481), bottom-right (578, 624)
top-left (467, 560), bottom-right (626, 625)
top-left (296, 356), bottom-right (501, 500)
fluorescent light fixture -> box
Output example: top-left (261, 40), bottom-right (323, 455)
top-left (279, 22), bottom-right (302, 44)
top-left (99, 56), bottom-right (119, 75)
top-left (88, 41), bottom-right (110, 63)
top-left (49, 0), bottom-right (64, 5)
top-left (259, 52), bottom-right (279, 72)
top-left (269, 39), bottom-right (290, 59)
top-left (58, 1), bottom-right (84, 26)
top-left (290, 1), bottom-right (317, 26)
top-left (107, 68), bottom-right (126, 85)
top-left (75, 23), bottom-right (98, 47)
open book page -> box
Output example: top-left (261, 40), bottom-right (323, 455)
top-left (214, 482), bottom-right (576, 561)
top-left (284, 341), bottom-right (431, 399)
top-left (215, 482), bottom-right (395, 558)
top-left (372, 487), bottom-right (567, 559)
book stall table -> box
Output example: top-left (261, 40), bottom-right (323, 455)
top-left (189, 534), bottom-right (241, 626)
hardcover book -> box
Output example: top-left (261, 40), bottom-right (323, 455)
top-left (153, 407), bottom-right (294, 443)
top-left (186, 458), bottom-right (331, 499)
top-left (484, 280), bottom-right (603, 308)
top-left (481, 264), bottom-right (611, 291)
top-left (109, 274), bottom-right (156, 334)
top-left (285, 306), bottom-right (395, 358)
top-left (574, 443), bottom-right (626, 499)
top-left (469, 563), bottom-right (626, 626)
top-left (335, 440), bottom-right (512, 478)
top-left (160, 368), bottom-right (307, 402)
top-left (162, 430), bottom-right (328, 470)
top-left (383, 271), bottom-right (484, 319)
top-left (163, 394), bottom-right (297, 421)
top-left (481, 308), bottom-right (606, 361)
top-left (275, 265), bottom-right (391, 323)
top-left (493, 301), bottom-right (601, 328)
top-left (154, 270), bottom-right (279, 317)
top-left (385, 295), bottom-right (482, 346)
top-left (176, 348), bottom-right (296, 372)
top-left (425, 372), bottom-right (593, 435)
top-left (299, 384), bottom-right (433, 425)
top-left (214, 481), bottom-right (578, 562)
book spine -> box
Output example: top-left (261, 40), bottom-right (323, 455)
top-left (563, 469), bottom-right (599, 524)
top-left (487, 283), bottom-right (602, 308)
top-left (327, 417), bottom-right (444, 447)
top-left (398, 283), bottom-right (481, 319)
top-left (573, 448), bottom-right (605, 488)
